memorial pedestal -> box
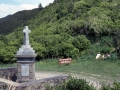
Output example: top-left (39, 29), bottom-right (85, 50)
top-left (15, 26), bottom-right (37, 83)
top-left (16, 56), bottom-right (36, 83)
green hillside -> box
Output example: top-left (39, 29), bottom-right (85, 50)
top-left (0, 8), bottom-right (42, 35)
top-left (0, 0), bottom-right (120, 63)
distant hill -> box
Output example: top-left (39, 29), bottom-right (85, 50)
top-left (0, 15), bottom-right (12, 21)
top-left (0, 8), bottom-right (42, 35)
top-left (0, 0), bottom-right (120, 62)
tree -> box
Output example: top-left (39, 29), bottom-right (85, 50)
top-left (31, 41), bottom-right (47, 59)
top-left (38, 3), bottom-right (43, 10)
top-left (73, 35), bottom-right (91, 55)
top-left (113, 30), bottom-right (120, 58)
top-left (57, 42), bottom-right (79, 59)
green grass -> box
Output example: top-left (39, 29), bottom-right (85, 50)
top-left (0, 55), bottom-right (120, 83)
top-left (35, 55), bottom-right (120, 82)
top-left (0, 63), bottom-right (16, 68)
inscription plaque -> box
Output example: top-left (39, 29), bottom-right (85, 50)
top-left (21, 64), bottom-right (29, 76)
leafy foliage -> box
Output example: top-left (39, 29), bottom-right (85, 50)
top-left (0, 0), bottom-right (120, 62)
top-left (64, 77), bottom-right (95, 90)
top-left (101, 81), bottom-right (120, 90)
top-left (113, 31), bottom-right (120, 58)
top-left (47, 76), bottom-right (95, 90)
top-left (47, 76), bottom-right (120, 90)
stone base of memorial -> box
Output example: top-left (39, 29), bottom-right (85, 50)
top-left (16, 56), bottom-right (36, 83)
top-left (15, 44), bottom-right (36, 83)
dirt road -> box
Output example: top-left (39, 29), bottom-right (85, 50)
top-left (0, 71), bottom-right (111, 89)
top-left (35, 71), bottom-right (102, 89)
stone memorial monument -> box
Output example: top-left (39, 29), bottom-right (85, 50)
top-left (15, 26), bottom-right (36, 83)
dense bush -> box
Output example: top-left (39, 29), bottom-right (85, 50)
top-left (47, 77), bottom-right (95, 90)
top-left (64, 77), bottom-right (95, 90)
top-left (113, 31), bottom-right (120, 58)
top-left (47, 77), bottom-right (120, 90)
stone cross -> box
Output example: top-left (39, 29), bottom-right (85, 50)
top-left (23, 26), bottom-right (31, 45)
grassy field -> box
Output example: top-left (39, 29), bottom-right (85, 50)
top-left (0, 63), bottom-right (16, 68)
top-left (0, 54), bottom-right (120, 83)
top-left (35, 55), bottom-right (120, 83)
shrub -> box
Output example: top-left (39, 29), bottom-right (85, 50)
top-left (65, 77), bottom-right (95, 90)
top-left (48, 76), bottom-right (96, 90)
top-left (109, 53), bottom-right (118, 60)
top-left (101, 46), bottom-right (111, 54)
top-left (101, 84), bottom-right (111, 90)
top-left (101, 81), bottom-right (120, 90)
top-left (112, 81), bottom-right (120, 90)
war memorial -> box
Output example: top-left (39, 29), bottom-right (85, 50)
top-left (0, 26), bottom-right (68, 90)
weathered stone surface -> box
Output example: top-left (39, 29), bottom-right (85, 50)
top-left (17, 62), bottom-right (35, 83)
top-left (15, 26), bottom-right (36, 83)
top-left (15, 26), bottom-right (36, 57)
top-left (23, 26), bottom-right (31, 45)
top-left (0, 75), bottom-right (68, 90)
top-left (0, 67), bottom-right (17, 82)
top-left (16, 45), bottom-right (36, 56)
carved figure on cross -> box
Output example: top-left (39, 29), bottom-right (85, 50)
top-left (23, 26), bottom-right (31, 45)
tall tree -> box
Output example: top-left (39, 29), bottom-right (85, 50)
top-left (38, 3), bottom-right (43, 10)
